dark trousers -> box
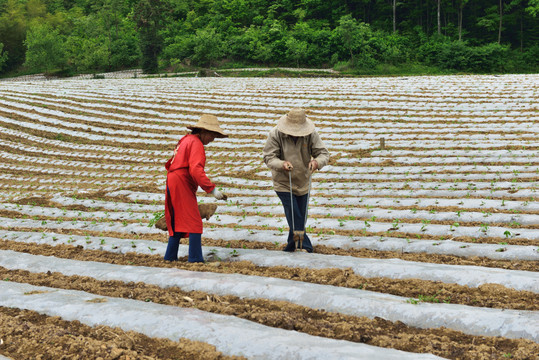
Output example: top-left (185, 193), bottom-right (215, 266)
top-left (164, 232), bottom-right (204, 262)
top-left (276, 191), bottom-right (313, 252)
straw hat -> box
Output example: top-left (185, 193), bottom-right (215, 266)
top-left (187, 114), bottom-right (228, 138)
top-left (276, 108), bottom-right (315, 137)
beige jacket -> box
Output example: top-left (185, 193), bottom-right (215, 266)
top-left (263, 127), bottom-right (330, 195)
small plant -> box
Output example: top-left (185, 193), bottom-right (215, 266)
top-left (449, 222), bottom-right (459, 231)
top-left (479, 223), bottom-right (489, 233)
top-left (418, 291), bottom-right (442, 303)
top-left (148, 210), bottom-right (165, 228)
top-left (406, 298), bottom-right (419, 305)
top-left (389, 218), bottom-right (400, 231)
top-left (504, 230), bottom-right (512, 238)
top-left (229, 249), bottom-right (239, 257)
top-left (496, 247), bottom-right (507, 252)
top-left (420, 219), bottom-right (430, 232)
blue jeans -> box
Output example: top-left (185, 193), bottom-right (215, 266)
top-left (276, 191), bottom-right (313, 252)
top-left (164, 232), bottom-right (204, 262)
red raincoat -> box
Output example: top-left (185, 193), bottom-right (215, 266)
top-left (164, 134), bottom-right (216, 237)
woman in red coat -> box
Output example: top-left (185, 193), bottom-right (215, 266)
top-left (164, 114), bottom-right (228, 262)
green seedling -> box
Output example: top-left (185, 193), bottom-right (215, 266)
top-left (504, 230), bottom-right (512, 238)
top-left (420, 219), bottom-right (430, 232)
top-left (148, 210), bottom-right (165, 228)
top-left (449, 222), bottom-right (459, 231)
top-left (479, 223), bottom-right (489, 233)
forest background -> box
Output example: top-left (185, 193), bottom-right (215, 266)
top-left (1, 0), bottom-right (538, 77)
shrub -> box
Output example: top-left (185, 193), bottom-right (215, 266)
top-left (417, 38), bottom-right (510, 73)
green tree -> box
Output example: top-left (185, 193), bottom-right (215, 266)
top-left (527, 0), bottom-right (539, 16)
top-left (23, 22), bottom-right (66, 73)
top-left (0, 43), bottom-right (8, 72)
top-left (457, 0), bottom-right (469, 41)
top-left (0, 0), bottom-right (27, 72)
top-left (133, 0), bottom-right (167, 73)
top-left (285, 36), bottom-right (308, 67)
top-left (335, 14), bottom-right (373, 66)
top-left (192, 27), bottom-right (224, 68)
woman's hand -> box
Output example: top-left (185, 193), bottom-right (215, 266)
top-left (308, 160), bottom-right (318, 172)
top-left (211, 188), bottom-right (227, 200)
top-left (283, 161), bottom-right (293, 171)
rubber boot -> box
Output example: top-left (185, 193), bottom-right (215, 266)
top-left (164, 235), bottom-right (180, 261)
top-left (188, 233), bottom-right (204, 263)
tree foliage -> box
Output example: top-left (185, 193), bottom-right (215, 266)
top-left (1, 0), bottom-right (538, 75)
top-left (0, 43), bottom-right (8, 72)
top-left (24, 22), bottom-right (66, 73)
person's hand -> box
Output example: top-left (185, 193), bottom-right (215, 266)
top-left (308, 160), bottom-right (318, 172)
top-left (211, 188), bottom-right (227, 201)
top-left (283, 161), bottom-right (293, 171)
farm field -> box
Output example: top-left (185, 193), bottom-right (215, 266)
top-left (0, 74), bottom-right (537, 359)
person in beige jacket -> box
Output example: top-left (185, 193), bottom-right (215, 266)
top-left (263, 108), bottom-right (330, 252)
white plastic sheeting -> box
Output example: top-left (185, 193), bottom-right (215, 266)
top-left (1, 229), bottom-right (537, 292)
top-left (0, 250), bottom-right (537, 342)
top-left (0, 281), bottom-right (443, 360)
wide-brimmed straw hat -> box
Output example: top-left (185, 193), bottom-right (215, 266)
top-left (187, 114), bottom-right (228, 138)
top-left (276, 108), bottom-right (315, 137)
